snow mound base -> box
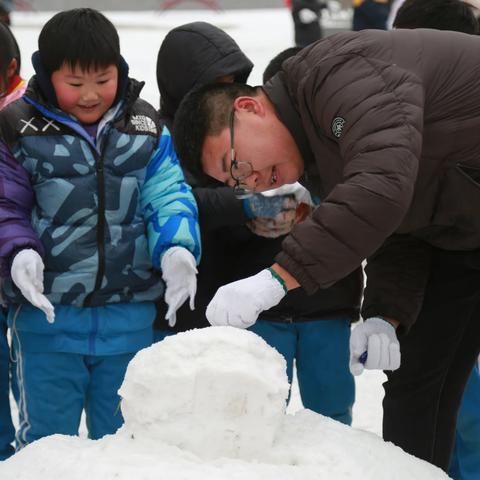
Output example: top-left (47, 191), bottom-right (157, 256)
top-left (118, 326), bottom-right (289, 460)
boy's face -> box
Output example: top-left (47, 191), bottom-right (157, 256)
top-left (51, 63), bottom-right (118, 124)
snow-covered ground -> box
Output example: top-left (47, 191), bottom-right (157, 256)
top-left (2, 9), bottom-right (446, 479)
top-left (1, 328), bottom-right (449, 479)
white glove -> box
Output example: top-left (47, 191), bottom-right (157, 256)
top-left (298, 8), bottom-right (319, 23)
top-left (207, 269), bottom-right (287, 328)
top-left (161, 247), bottom-right (197, 327)
top-left (261, 182), bottom-right (313, 207)
top-left (349, 317), bottom-right (401, 376)
top-left (10, 249), bottom-right (55, 323)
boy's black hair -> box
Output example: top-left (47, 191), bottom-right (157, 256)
top-left (172, 82), bottom-right (258, 184)
top-left (38, 8), bottom-right (121, 74)
top-left (393, 0), bottom-right (479, 34)
top-left (0, 20), bottom-right (21, 89)
top-left (263, 46), bottom-right (303, 84)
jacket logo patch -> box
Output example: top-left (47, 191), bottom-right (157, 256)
top-left (332, 117), bottom-right (345, 138)
top-left (130, 115), bottom-right (157, 135)
top-left (20, 117), bottom-right (61, 134)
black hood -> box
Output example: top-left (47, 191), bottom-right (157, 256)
top-left (156, 21), bottom-right (253, 124)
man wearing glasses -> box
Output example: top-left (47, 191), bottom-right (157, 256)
top-left (172, 27), bottom-right (480, 474)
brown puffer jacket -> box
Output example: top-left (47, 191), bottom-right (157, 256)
top-left (265, 28), bottom-right (480, 330)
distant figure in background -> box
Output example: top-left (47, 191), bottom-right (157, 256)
top-left (286, 0), bottom-right (328, 47)
top-left (0, 0), bottom-right (13, 25)
top-left (352, 0), bottom-right (391, 30)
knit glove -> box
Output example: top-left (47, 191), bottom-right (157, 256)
top-left (161, 247), bottom-right (197, 327)
top-left (349, 317), bottom-right (401, 376)
top-left (243, 193), bottom-right (296, 219)
top-left (11, 249), bottom-right (55, 323)
top-left (246, 207), bottom-right (297, 238)
top-left (206, 269), bottom-right (287, 328)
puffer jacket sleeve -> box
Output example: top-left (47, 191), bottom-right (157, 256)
top-left (276, 47), bottom-right (425, 294)
top-left (141, 127), bottom-right (201, 269)
top-left (0, 139), bottom-right (44, 277)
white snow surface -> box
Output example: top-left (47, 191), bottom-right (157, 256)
top-left (1, 328), bottom-right (448, 479)
top-left (2, 10), bottom-right (449, 479)
top-left (119, 327), bottom-right (289, 459)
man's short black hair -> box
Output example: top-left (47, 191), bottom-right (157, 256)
top-left (172, 82), bottom-right (258, 184)
top-left (38, 8), bottom-right (121, 74)
top-left (0, 20), bottom-right (20, 86)
top-left (263, 46), bottom-right (303, 84)
top-left (393, 0), bottom-right (479, 34)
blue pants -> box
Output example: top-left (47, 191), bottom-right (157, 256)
top-left (450, 362), bottom-right (480, 480)
top-left (249, 318), bottom-right (355, 425)
top-left (11, 343), bottom-right (135, 448)
top-left (0, 312), bottom-right (14, 460)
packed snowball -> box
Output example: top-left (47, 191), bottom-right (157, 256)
top-left (119, 326), bottom-right (289, 459)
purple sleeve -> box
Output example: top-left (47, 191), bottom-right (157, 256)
top-left (0, 140), bottom-right (44, 277)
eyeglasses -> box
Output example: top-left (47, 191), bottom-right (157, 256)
top-left (229, 109), bottom-right (254, 199)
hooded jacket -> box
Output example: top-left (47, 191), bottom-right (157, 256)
top-left (266, 28), bottom-right (480, 330)
top-left (155, 22), bottom-right (362, 331)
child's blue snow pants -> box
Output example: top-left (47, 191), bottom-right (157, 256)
top-left (0, 310), bottom-right (14, 460)
top-left (249, 317), bottom-right (355, 425)
top-left (450, 362), bottom-right (480, 480)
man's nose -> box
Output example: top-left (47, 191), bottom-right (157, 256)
top-left (242, 171), bottom-right (259, 190)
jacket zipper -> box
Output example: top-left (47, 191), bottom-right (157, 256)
top-left (84, 143), bottom-right (107, 307)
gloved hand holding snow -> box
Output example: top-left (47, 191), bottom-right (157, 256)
top-left (207, 269), bottom-right (287, 328)
top-left (243, 193), bottom-right (296, 220)
top-left (10, 249), bottom-right (55, 323)
top-left (298, 8), bottom-right (319, 23)
top-left (349, 317), bottom-right (401, 376)
top-left (161, 246), bottom-right (197, 327)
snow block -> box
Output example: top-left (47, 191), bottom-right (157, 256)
top-left (119, 326), bottom-right (289, 460)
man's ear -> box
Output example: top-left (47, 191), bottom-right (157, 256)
top-left (234, 96), bottom-right (265, 116)
top-left (6, 58), bottom-right (18, 82)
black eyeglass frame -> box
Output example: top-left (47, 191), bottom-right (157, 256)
top-left (229, 109), bottom-right (254, 199)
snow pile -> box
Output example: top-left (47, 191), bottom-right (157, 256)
top-left (119, 327), bottom-right (289, 459)
top-left (0, 327), bottom-right (450, 480)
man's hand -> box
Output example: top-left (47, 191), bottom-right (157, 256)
top-left (206, 269), bottom-right (287, 328)
top-left (11, 249), bottom-right (55, 323)
top-left (349, 317), bottom-right (401, 375)
top-left (161, 247), bottom-right (197, 327)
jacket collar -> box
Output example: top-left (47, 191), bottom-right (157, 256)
top-left (263, 73), bottom-right (316, 172)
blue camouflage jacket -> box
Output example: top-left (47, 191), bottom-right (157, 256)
top-left (0, 77), bottom-right (201, 309)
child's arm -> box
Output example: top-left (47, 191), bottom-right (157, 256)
top-left (141, 127), bottom-right (201, 270)
top-left (0, 139), bottom-right (45, 277)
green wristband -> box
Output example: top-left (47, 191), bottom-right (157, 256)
top-left (267, 267), bottom-right (288, 294)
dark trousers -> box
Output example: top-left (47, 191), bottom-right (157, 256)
top-left (383, 249), bottom-right (480, 471)
top-left (291, 7), bottom-right (322, 47)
